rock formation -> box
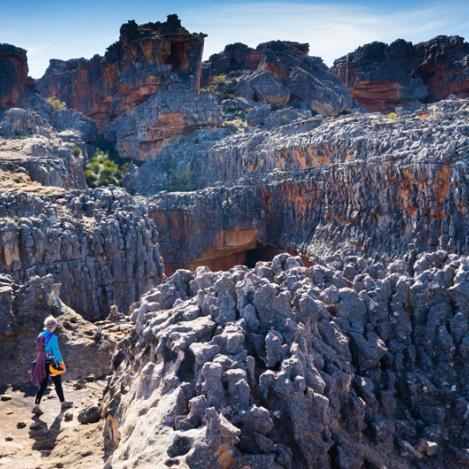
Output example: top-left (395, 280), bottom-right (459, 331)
top-left (332, 35), bottom-right (469, 112)
top-left (0, 273), bottom-right (133, 385)
top-left (203, 40), bottom-right (352, 116)
top-left (201, 43), bottom-right (264, 85)
top-left (0, 44), bottom-right (97, 192)
top-left (0, 106), bottom-right (91, 190)
top-left (0, 44), bottom-right (28, 109)
top-left (102, 251), bottom-right (469, 468)
top-left (126, 99), bottom-right (468, 272)
top-left (0, 188), bottom-right (164, 321)
top-left (37, 15), bottom-right (221, 160)
top-left (0, 16), bottom-right (468, 469)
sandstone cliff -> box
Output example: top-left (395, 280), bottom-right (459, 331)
top-left (37, 15), bottom-right (221, 161)
top-left (0, 44), bottom-right (28, 109)
top-left (0, 188), bottom-right (164, 321)
top-left (332, 35), bottom-right (469, 112)
top-left (102, 251), bottom-right (469, 468)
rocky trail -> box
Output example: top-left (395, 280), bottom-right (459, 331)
top-left (0, 379), bottom-right (106, 469)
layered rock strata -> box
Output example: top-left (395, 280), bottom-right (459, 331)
top-left (37, 15), bottom-right (221, 160)
top-left (332, 35), bottom-right (469, 112)
top-left (127, 99), bottom-right (468, 271)
top-left (102, 251), bottom-right (469, 468)
top-left (0, 106), bottom-right (92, 190)
top-left (0, 188), bottom-right (164, 321)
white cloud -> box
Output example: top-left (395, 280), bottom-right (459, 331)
top-left (182, 1), bottom-right (469, 64)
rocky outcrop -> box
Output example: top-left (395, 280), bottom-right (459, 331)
top-left (0, 44), bottom-right (28, 109)
top-left (102, 251), bottom-right (469, 468)
top-left (0, 107), bottom-right (91, 190)
top-left (0, 188), bottom-right (164, 321)
top-left (332, 35), bottom-right (469, 112)
top-left (203, 40), bottom-right (351, 116)
top-left (126, 99), bottom-right (468, 272)
top-left (0, 44), bottom-right (98, 191)
top-left (0, 273), bottom-right (133, 385)
top-left (37, 15), bottom-right (221, 160)
top-left (201, 43), bottom-right (264, 86)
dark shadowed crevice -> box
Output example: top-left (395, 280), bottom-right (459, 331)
top-left (165, 41), bottom-right (189, 73)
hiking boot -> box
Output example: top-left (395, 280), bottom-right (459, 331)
top-left (61, 401), bottom-right (73, 410)
top-left (32, 405), bottom-right (43, 415)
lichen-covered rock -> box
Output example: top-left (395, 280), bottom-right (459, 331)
top-left (102, 252), bottom-right (469, 468)
top-left (37, 15), bottom-right (221, 160)
top-left (332, 35), bottom-right (469, 112)
top-left (0, 188), bottom-right (164, 320)
top-left (0, 44), bottom-right (28, 109)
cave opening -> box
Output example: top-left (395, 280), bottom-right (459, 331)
top-left (165, 244), bottom-right (312, 276)
top-left (244, 245), bottom-right (287, 268)
top-left (165, 40), bottom-right (189, 73)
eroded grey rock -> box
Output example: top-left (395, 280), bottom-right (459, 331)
top-left (102, 252), bottom-right (469, 468)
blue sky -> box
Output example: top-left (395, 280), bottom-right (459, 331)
top-left (1, 0), bottom-right (468, 78)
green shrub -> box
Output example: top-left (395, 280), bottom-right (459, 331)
top-left (84, 149), bottom-right (129, 188)
top-left (211, 74), bottom-right (229, 86)
top-left (387, 111), bottom-right (399, 121)
top-left (47, 96), bottom-right (67, 112)
top-left (71, 146), bottom-right (81, 158)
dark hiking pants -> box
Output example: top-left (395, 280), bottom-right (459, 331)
top-left (35, 362), bottom-right (64, 404)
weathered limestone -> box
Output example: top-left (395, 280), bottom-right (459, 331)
top-left (0, 188), bottom-right (164, 320)
top-left (102, 252), bottom-right (469, 468)
top-left (0, 107), bottom-right (92, 190)
top-left (0, 273), bottom-right (133, 385)
top-left (125, 99), bottom-right (469, 271)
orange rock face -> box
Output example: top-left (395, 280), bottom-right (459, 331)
top-left (38, 16), bottom-right (205, 131)
top-left (332, 35), bottom-right (469, 112)
top-left (0, 44), bottom-right (28, 109)
top-left (37, 15), bottom-right (220, 159)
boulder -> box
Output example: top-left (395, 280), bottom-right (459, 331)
top-left (204, 40), bottom-right (352, 116)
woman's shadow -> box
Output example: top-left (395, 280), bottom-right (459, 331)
top-left (29, 410), bottom-right (65, 455)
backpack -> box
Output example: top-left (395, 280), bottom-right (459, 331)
top-left (30, 333), bottom-right (51, 386)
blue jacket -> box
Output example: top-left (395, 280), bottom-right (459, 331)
top-left (39, 330), bottom-right (63, 363)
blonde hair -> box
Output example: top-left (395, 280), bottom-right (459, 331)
top-left (44, 315), bottom-right (57, 329)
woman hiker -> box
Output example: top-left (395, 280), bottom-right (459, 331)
top-left (32, 315), bottom-right (73, 415)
